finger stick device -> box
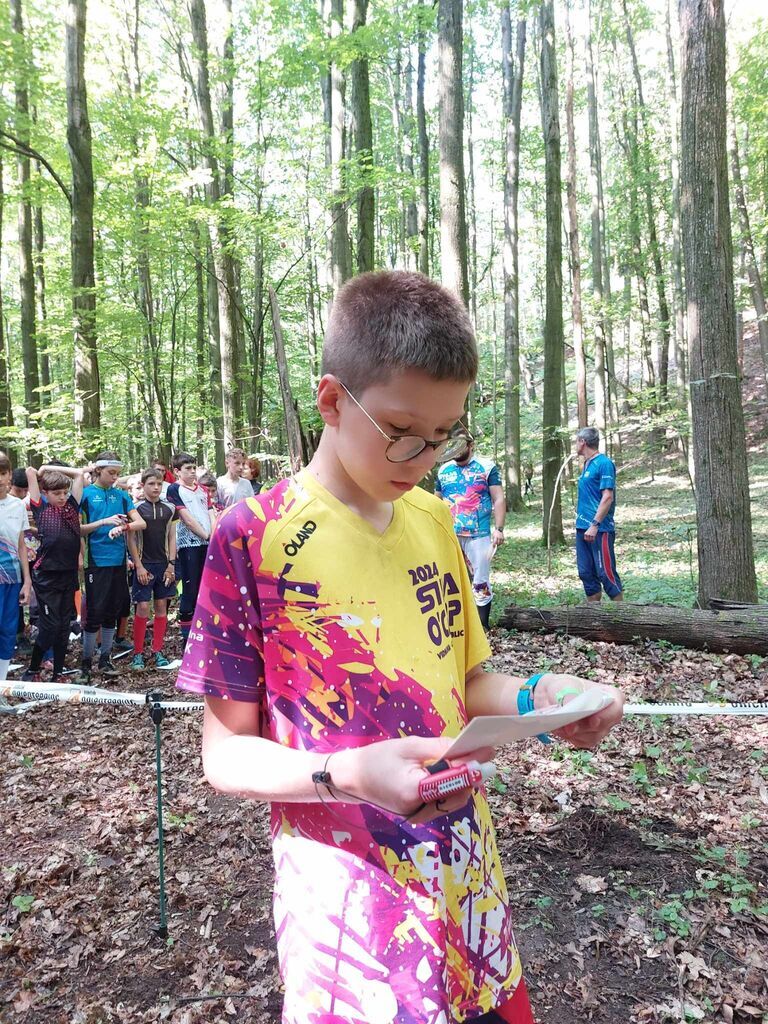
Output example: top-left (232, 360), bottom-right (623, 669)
top-left (418, 759), bottom-right (496, 803)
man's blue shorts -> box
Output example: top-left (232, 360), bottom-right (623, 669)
top-left (576, 529), bottom-right (623, 599)
top-left (131, 561), bottom-right (176, 604)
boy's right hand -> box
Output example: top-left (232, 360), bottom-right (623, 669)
top-left (331, 736), bottom-right (490, 823)
top-left (104, 514), bottom-right (128, 528)
top-left (136, 564), bottom-right (151, 585)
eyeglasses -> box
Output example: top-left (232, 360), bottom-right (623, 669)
top-left (338, 380), bottom-right (473, 464)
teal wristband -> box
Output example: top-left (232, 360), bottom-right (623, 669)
top-left (517, 673), bottom-right (551, 744)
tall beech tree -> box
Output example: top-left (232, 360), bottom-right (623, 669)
top-left (679, 0), bottom-right (758, 605)
top-left (189, 0), bottom-right (241, 451)
top-left (66, 0), bottom-right (100, 433)
top-left (501, 3), bottom-right (525, 511)
top-left (539, 0), bottom-right (564, 547)
top-left (349, 0), bottom-right (374, 273)
top-left (12, 0), bottom-right (40, 458)
top-left (438, 0), bottom-right (469, 307)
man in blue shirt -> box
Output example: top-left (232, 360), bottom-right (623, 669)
top-left (575, 427), bottom-right (623, 601)
top-left (435, 440), bottom-right (506, 630)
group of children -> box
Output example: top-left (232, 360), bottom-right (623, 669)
top-left (0, 447), bottom-right (262, 685)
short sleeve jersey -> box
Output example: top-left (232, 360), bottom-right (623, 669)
top-left (435, 456), bottom-right (502, 537)
top-left (166, 482), bottom-right (211, 548)
top-left (0, 494), bottom-right (27, 584)
top-left (80, 485), bottom-right (135, 567)
top-left (135, 498), bottom-right (176, 563)
top-left (31, 495), bottom-right (81, 574)
top-left (576, 453), bottom-right (617, 532)
top-left (177, 473), bottom-right (525, 1021)
top-left (215, 474), bottom-right (252, 509)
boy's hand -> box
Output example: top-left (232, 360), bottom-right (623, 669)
top-left (19, 581), bottom-right (31, 606)
top-left (163, 566), bottom-right (176, 586)
top-left (332, 736), bottom-right (491, 823)
top-left (108, 525), bottom-right (127, 539)
top-left (136, 564), bottom-right (151, 585)
top-left (533, 674), bottom-right (624, 748)
top-left (104, 514), bottom-right (128, 529)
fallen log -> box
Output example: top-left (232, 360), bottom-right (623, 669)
top-left (499, 602), bottom-right (768, 656)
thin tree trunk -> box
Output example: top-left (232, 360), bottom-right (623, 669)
top-left (206, 238), bottom-right (225, 473)
top-left (404, 46), bottom-right (418, 261)
top-left (12, 0), bottom-right (41, 460)
top-left (438, 0), bottom-right (470, 307)
top-left (189, 0), bottom-right (240, 452)
top-left (349, 0), bottom-right (374, 273)
top-left (193, 220), bottom-right (207, 465)
top-left (416, 0), bottom-right (429, 275)
top-left (269, 288), bottom-right (304, 474)
top-left (33, 161), bottom-right (50, 404)
top-left (730, 127), bottom-right (768, 392)
top-left (565, 1), bottom-right (587, 428)
top-left (501, 5), bottom-right (525, 511)
top-left (65, 0), bottom-right (100, 433)
top-left (330, 0), bottom-right (351, 293)
top-left (0, 150), bottom-right (15, 456)
top-left (586, 2), bottom-right (607, 438)
top-left (622, 0), bottom-right (672, 404)
top-left (539, 0), bottom-right (565, 547)
top-left (679, 0), bottom-right (757, 605)
top-left (666, 0), bottom-right (687, 387)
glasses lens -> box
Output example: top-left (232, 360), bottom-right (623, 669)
top-left (437, 435), bottom-right (471, 462)
top-left (386, 436), bottom-right (426, 463)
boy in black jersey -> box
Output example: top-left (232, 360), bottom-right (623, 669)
top-left (126, 468), bottom-right (177, 670)
top-left (23, 465), bottom-right (85, 682)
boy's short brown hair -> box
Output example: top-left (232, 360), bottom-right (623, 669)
top-left (39, 470), bottom-right (72, 492)
top-left (0, 454), bottom-right (12, 476)
top-left (226, 447), bottom-right (246, 460)
top-left (141, 467), bottom-right (164, 485)
top-left (321, 271), bottom-right (478, 396)
top-left (198, 472), bottom-right (217, 488)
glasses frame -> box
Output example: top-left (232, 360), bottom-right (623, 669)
top-left (337, 380), bottom-right (473, 465)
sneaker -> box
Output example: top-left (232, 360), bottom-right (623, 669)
top-left (74, 660), bottom-right (92, 685)
top-left (98, 655), bottom-right (119, 679)
top-left (131, 653), bottom-right (146, 672)
top-left (113, 637), bottom-right (134, 653)
top-left (21, 670), bottom-right (42, 683)
top-left (151, 652), bottom-right (170, 669)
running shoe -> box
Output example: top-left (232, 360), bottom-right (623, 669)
top-left (131, 653), bottom-right (146, 672)
top-left (152, 652), bottom-right (170, 669)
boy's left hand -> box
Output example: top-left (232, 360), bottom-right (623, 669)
top-left (533, 674), bottom-right (624, 749)
top-left (19, 581), bottom-right (31, 606)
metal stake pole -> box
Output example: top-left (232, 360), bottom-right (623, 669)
top-left (147, 691), bottom-right (168, 939)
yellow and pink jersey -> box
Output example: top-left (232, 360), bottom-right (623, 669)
top-left (177, 471), bottom-right (526, 1023)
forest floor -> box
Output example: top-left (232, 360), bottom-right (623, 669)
top-left (2, 340), bottom-right (767, 1024)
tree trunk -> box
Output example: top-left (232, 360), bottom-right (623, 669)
top-left (438, 0), bottom-right (470, 307)
top-left (33, 161), bottom-right (50, 405)
top-left (666, 0), bottom-right (687, 388)
top-left (330, 0), bottom-right (351, 293)
top-left (205, 237), bottom-right (226, 473)
top-left (269, 288), bottom-right (304, 474)
top-left (416, 0), bottom-right (429, 276)
top-left (65, 0), bottom-right (100, 433)
top-left (730, 128), bottom-right (768, 392)
top-left (564, 1), bottom-right (587, 429)
top-left (539, 0), bottom-right (565, 547)
top-left (348, 0), bottom-right (374, 273)
top-left (12, 0), bottom-right (41, 461)
top-left (501, 6), bottom-right (526, 512)
top-left (500, 602), bottom-right (768, 656)
top-left (679, 0), bottom-right (758, 606)
top-left (0, 151), bottom-right (15, 457)
top-left (189, 0), bottom-right (241, 452)
top-left (622, 0), bottom-right (672, 404)
top-left (586, 1), bottom-right (607, 437)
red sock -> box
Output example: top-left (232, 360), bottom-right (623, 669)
top-left (152, 616), bottom-right (168, 653)
top-left (133, 615), bottom-right (148, 654)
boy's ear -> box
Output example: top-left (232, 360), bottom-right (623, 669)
top-left (316, 375), bottom-right (344, 427)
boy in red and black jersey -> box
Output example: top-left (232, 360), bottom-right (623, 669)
top-left (23, 465), bottom-right (85, 681)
